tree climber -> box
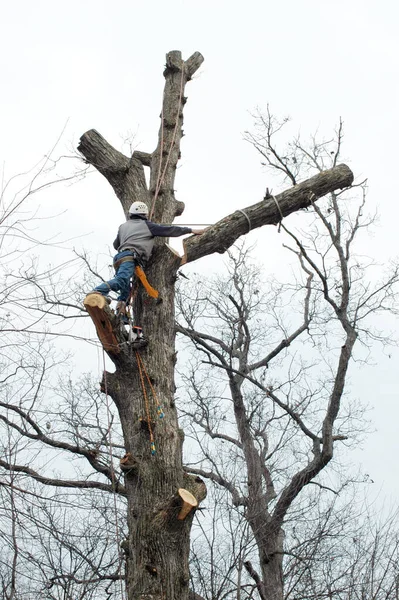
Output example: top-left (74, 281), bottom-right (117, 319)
top-left (91, 201), bottom-right (204, 318)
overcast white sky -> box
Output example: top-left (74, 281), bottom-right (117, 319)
top-left (1, 0), bottom-right (398, 504)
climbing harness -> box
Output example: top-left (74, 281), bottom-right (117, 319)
top-left (120, 300), bottom-right (147, 350)
top-left (113, 252), bottom-right (159, 345)
top-left (114, 254), bottom-right (160, 300)
top-left (135, 351), bottom-right (165, 455)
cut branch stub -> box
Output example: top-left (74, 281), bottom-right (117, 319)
top-left (177, 488), bottom-right (198, 520)
top-left (78, 129), bottom-right (150, 213)
top-left (182, 163), bottom-right (354, 265)
top-left (83, 294), bottom-right (120, 354)
top-left (120, 452), bottom-right (138, 473)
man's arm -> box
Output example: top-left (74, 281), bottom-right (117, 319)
top-left (147, 222), bottom-right (198, 237)
top-left (113, 228), bottom-right (120, 250)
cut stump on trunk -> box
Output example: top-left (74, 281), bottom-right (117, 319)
top-left (177, 488), bottom-right (198, 520)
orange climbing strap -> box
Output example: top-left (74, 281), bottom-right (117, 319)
top-left (134, 265), bottom-right (159, 299)
top-left (114, 255), bottom-right (159, 300)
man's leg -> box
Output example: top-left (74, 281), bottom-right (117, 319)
top-left (114, 261), bottom-right (136, 302)
top-left (93, 252), bottom-right (135, 298)
top-left (93, 281), bottom-right (112, 296)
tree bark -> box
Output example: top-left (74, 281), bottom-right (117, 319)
top-left (78, 50), bottom-right (354, 600)
top-left (79, 51), bottom-right (207, 600)
top-left (181, 164), bottom-right (353, 264)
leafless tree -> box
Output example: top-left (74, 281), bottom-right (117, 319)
top-left (188, 475), bottom-right (399, 600)
top-left (0, 52), bottom-right (367, 600)
top-left (0, 150), bottom-right (121, 598)
top-left (175, 112), bottom-right (399, 600)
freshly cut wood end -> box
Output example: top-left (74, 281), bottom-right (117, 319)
top-left (177, 488), bottom-right (198, 520)
top-left (165, 243), bottom-right (182, 259)
top-left (84, 293), bottom-right (109, 310)
top-left (83, 294), bottom-right (120, 354)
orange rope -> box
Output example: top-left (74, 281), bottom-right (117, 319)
top-left (149, 66), bottom-right (185, 221)
top-left (102, 349), bottom-right (126, 600)
top-left (150, 102), bottom-right (164, 220)
top-left (135, 351), bottom-right (156, 455)
top-left (136, 352), bottom-right (165, 420)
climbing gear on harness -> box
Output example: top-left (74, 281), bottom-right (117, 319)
top-left (129, 325), bottom-right (148, 349)
top-left (130, 337), bottom-right (148, 350)
top-left (116, 300), bottom-right (126, 314)
top-left (117, 297), bottom-right (148, 349)
top-left (135, 351), bottom-right (165, 455)
top-left (128, 201), bottom-right (149, 216)
top-left (132, 325), bottom-right (143, 340)
top-left (113, 254), bottom-right (138, 271)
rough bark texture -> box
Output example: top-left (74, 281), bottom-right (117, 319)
top-left (182, 164), bottom-right (354, 264)
top-left (78, 50), bottom-right (354, 600)
top-left (79, 51), bottom-right (206, 600)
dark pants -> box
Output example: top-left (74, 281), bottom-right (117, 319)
top-left (94, 251), bottom-right (137, 302)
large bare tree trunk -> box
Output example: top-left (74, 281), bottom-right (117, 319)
top-left (80, 51), bottom-right (207, 600)
top-left (78, 51), bottom-right (354, 600)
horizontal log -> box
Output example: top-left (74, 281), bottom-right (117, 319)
top-left (182, 163), bottom-right (354, 265)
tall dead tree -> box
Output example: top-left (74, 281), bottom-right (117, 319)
top-left (78, 51), bottom-right (353, 600)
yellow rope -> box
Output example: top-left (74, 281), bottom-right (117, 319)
top-left (135, 351), bottom-right (156, 455)
top-left (136, 352), bottom-right (165, 420)
top-left (149, 66), bottom-right (185, 221)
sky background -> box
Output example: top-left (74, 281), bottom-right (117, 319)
top-left (1, 0), bottom-right (398, 505)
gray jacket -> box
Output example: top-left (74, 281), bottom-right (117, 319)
top-left (113, 216), bottom-right (192, 263)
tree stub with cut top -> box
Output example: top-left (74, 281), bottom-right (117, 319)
top-left (83, 293), bottom-right (120, 354)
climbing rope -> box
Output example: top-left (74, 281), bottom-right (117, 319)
top-left (149, 66), bottom-right (185, 221)
top-left (137, 353), bottom-right (165, 421)
top-left (237, 208), bottom-right (252, 232)
top-left (135, 351), bottom-right (155, 455)
top-left (102, 348), bottom-right (126, 600)
top-left (135, 351), bottom-right (165, 455)
top-left (271, 195), bottom-right (284, 232)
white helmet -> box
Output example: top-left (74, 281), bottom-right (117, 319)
top-left (128, 201), bottom-right (149, 217)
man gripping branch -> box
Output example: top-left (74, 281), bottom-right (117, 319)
top-left (92, 201), bottom-right (204, 315)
